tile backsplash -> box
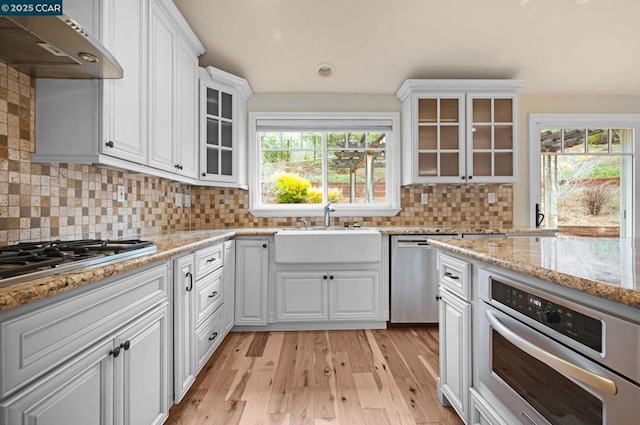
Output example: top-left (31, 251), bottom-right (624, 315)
top-left (0, 61), bottom-right (512, 245)
top-left (192, 184), bottom-right (512, 229)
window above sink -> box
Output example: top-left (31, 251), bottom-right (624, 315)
top-left (248, 113), bottom-right (401, 218)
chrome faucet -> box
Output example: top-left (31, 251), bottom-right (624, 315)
top-left (323, 202), bottom-right (336, 227)
top-left (297, 218), bottom-right (309, 229)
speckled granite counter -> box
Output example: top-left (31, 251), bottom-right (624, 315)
top-left (427, 236), bottom-right (640, 309)
top-left (0, 226), bottom-right (554, 314)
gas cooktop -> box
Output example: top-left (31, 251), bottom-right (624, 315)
top-left (0, 239), bottom-right (157, 287)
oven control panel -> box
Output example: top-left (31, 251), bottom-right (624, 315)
top-left (491, 278), bottom-right (602, 352)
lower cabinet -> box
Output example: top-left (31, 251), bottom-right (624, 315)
top-left (195, 306), bottom-right (223, 370)
top-left (437, 252), bottom-right (472, 424)
top-left (275, 270), bottom-right (380, 322)
top-left (235, 238), bottom-right (270, 325)
top-left (0, 297), bottom-right (170, 425)
top-left (276, 272), bottom-right (328, 321)
top-left (116, 304), bottom-right (170, 425)
top-left (173, 242), bottom-right (226, 403)
top-left (329, 271), bottom-right (379, 320)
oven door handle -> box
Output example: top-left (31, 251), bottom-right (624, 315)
top-left (486, 310), bottom-right (617, 396)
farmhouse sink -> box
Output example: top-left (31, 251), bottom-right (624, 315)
top-left (274, 228), bottom-right (382, 263)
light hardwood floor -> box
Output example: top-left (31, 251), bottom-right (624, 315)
top-left (166, 326), bottom-right (463, 425)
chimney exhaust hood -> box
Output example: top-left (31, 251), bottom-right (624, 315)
top-left (0, 14), bottom-right (123, 79)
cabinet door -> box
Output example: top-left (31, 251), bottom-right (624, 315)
top-left (148, 0), bottom-right (176, 173)
top-left (438, 287), bottom-right (471, 423)
top-left (0, 340), bottom-right (115, 425)
top-left (329, 271), bottom-right (379, 320)
top-left (412, 94), bottom-right (466, 184)
top-left (175, 36), bottom-right (199, 178)
top-left (100, 0), bottom-right (147, 164)
top-left (117, 304), bottom-right (169, 425)
top-left (222, 240), bottom-right (236, 333)
top-left (173, 255), bottom-right (195, 403)
top-left (276, 272), bottom-right (328, 321)
top-left (465, 93), bottom-right (517, 183)
top-left (200, 81), bottom-right (236, 183)
top-left (235, 240), bottom-right (269, 325)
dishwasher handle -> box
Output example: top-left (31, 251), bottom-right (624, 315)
top-left (395, 241), bottom-right (431, 248)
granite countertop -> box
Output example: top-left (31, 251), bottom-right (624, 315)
top-left (427, 236), bottom-right (640, 309)
top-left (0, 226), bottom-right (554, 314)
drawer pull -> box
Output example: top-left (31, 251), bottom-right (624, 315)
top-left (206, 258), bottom-right (216, 264)
top-left (444, 271), bottom-right (459, 280)
top-left (208, 291), bottom-right (219, 298)
top-left (435, 295), bottom-right (442, 301)
top-left (208, 332), bottom-right (218, 341)
top-left (185, 271), bottom-right (193, 292)
top-left (109, 346), bottom-right (121, 358)
top-left (120, 340), bottom-right (130, 351)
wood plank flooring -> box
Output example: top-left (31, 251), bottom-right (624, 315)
top-left (166, 326), bottom-right (463, 425)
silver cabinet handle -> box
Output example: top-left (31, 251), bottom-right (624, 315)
top-left (485, 310), bottom-right (617, 395)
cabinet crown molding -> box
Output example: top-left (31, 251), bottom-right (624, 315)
top-left (396, 79), bottom-right (525, 102)
top-left (204, 66), bottom-right (253, 99)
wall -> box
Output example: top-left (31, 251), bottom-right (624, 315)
top-left (0, 61), bottom-right (192, 245)
top-left (515, 95), bottom-right (640, 227)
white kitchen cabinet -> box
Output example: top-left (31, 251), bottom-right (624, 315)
top-left (199, 66), bottom-right (253, 188)
top-left (274, 269), bottom-right (381, 323)
top-left (34, 0), bottom-right (148, 166)
top-left (194, 306), bottom-right (223, 371)
top-left (173, 242), bottom-right (226, 403)
top-left (396, 80), bottom-right (524, 185)
top-left (437, 253), bottom-right (472, 424)
top-left (235, 239), bottom-right (270, 325)
top-left (148, 0), bottom-right (200, 178)
top-left (329, 271), bottom-right (379, 320)
top-left (222, 240), bottom-right (236, 334)
top-left (0, 263), bottom-right (170, 425)
top-left (276, 272), bottom-right (329, 321)
top-left (173, 254), bottom-right (196, 403)
top-left (0, 339), bottom-right (114, 425)
top-left (116, 304), bottom-right (169, 425)
top-left (32, 0), bottom-right (204, 184)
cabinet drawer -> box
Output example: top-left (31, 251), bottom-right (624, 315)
top-left (194, 244), bottom-right (223, 279)
top-left (195, 306), bottom-right (223, 371)
top-left (195, 268), bottom-right (223, 325)
top-left (438, 253), bottom-right (471, 301)
top-left (0, 263), bottom-right (168, 399)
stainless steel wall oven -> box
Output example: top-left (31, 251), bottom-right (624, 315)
top-left (477, 269), bottom-right (640, 425)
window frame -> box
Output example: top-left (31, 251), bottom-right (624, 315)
top-left (248, 112), bottom-right (401, 217)
top-left (528, 113), bottom-right (640, 237)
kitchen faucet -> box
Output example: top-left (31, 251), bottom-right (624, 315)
top-left (323, 201), bottom-right (336, 227)
top-left (297, 218), bottom-right (309, 228)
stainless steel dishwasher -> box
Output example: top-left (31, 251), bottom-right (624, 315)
top-left (390, 234), bottom-right (459, 323)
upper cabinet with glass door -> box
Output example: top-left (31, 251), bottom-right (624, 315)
top-left (396, 80), bottom-right (524, 185)
top-left (199, 66), bottom-right (253, 188)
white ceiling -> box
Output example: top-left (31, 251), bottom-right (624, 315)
top-left (173, 0), bottom-right (640, 95)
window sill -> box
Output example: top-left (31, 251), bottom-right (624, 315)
top-left (249, 206), bottom-right (402, 218)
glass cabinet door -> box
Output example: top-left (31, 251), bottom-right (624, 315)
top-left (467, 94), bottom-right (516, 182)
top-left (202, 83), bottom-right (235, 180)
top-left (416, 95), bottom-right (465, 181)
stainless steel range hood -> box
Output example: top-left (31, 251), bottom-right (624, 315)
top-left (0, 14), bottom-right (123, 79)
